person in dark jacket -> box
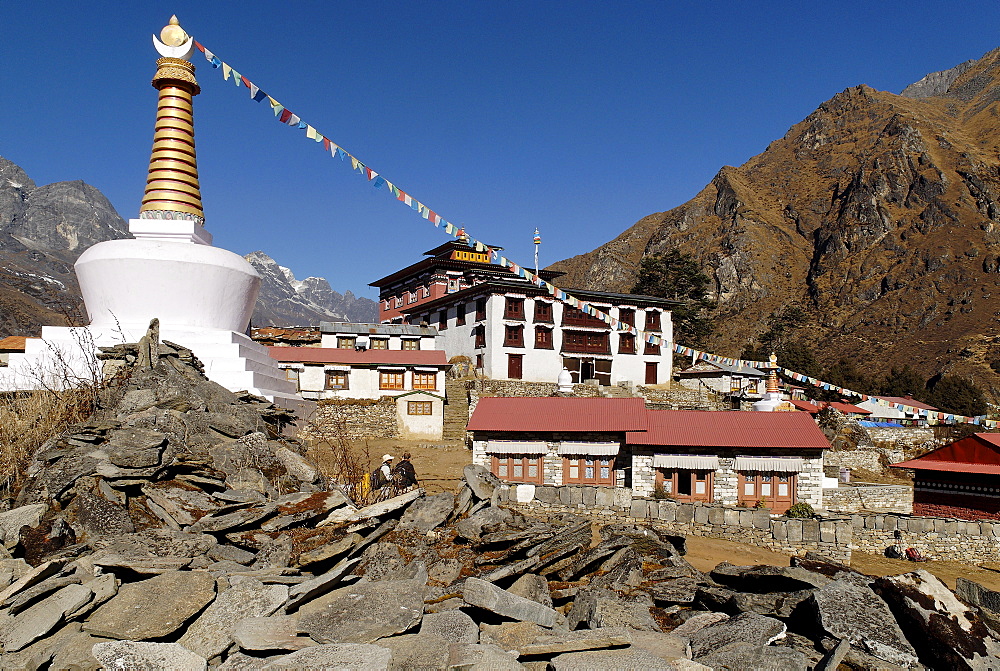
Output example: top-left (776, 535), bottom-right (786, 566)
top-left (393, 452), bottom-right (418, 490)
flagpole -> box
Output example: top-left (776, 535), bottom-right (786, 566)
top-left (533, 228), bottom-right (540, 276)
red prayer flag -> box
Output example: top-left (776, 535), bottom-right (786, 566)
top-left (323, 138), bottom-right (331, 151)
top-left (240, 76), bottom-right (251, 88)
top-left (279, 109), bottom-right (292, 124)
top-left (194, 41), bottom-right (206, 53)
top-left (397, 190), bottom-right (407, 202)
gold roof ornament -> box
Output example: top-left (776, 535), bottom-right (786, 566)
top-left (139, 16), bottom-right (205, 224)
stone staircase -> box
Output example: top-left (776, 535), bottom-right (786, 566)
top-left (443, 377), bottom-right (472, 443)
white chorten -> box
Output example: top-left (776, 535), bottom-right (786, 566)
top-left (752, 353), bottom-right (786, 412)
top-left (0, 17), bottom-right (304, 413)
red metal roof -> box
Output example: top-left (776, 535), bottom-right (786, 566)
top-left (467, 397), bottom-right (648, 433)
top-left (267, 347), bottom-right (449, 367)
top-left (627, 409), bottom-right (831, 450)
top-left (828, 402), bottom-right (871, 415)
top-left (891, 433), bottom-right (1000, 474)
top-left (789, 399), bottom-right (819, 413)
top-left (0, 336), bottom-right (27, 351)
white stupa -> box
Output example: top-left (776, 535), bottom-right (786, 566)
top-left (0, 17), bottom-right (304, 412)
top-left (752, 353), bottom-right (792, 412)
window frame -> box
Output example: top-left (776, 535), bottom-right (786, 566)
top-left (379, 371), bottom-right (405, 390)
top-left (412, 371), bottom-right (437, 390)
top-left (369, 338), bottom-right (389, 350)
top-left (504, 324), bottom-right (525, 347)
top-left (491, 454), bottom-right (544, 484)
top-left (475, 299), bottom-right (487, 321)
top-left (401, 338), bottom-right (420, 351)
top-left (325, 369), bottom-right (349, 390)
top-left (618, 333), bottom-right (636, 354)
top-left (644, 310), bottom-right (661, 332)
top-left (562, 455), bottom-right (616, 486)
top-left (456, 303), bottom-right (466, 326)
top-left (407, 400), bottom-right (433, 415)
top-left (504, 297), bottom-right (525, 320)
top-left (562, 330), bottom-right (610, 354)
top-left (534, 326), bottom-right (553, 349)
top-left (336, 336), bottom-right (356, 350)
top-left (534, 301), bottom-right (553, 323)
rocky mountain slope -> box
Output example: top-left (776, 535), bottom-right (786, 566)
top-left (0, 157), bottom-right (375, 336)
top-left (550, 48), bottom-right (1000, 388)
top-left (244, 252), bottom-right (376, 327)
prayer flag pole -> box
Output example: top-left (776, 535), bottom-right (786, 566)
top-left (533, 228), bottom-right (541, 276)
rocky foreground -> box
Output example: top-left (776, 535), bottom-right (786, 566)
top-left (0, 341), bottom-right (998, 669)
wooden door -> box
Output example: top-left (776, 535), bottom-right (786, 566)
top-left (645, 362), bottom-right (658, 384)
top-left (507, 354), bottom-right (523, 380)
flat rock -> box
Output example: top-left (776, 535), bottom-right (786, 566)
top-left (419, 609), bottom-right (479, 643)
top-left (509, 573), bottom-right (553, 608)
top-left (463, 464), bottom-right (502, 500)
top-left (695, 641), bottom-right (808, 670)
top-left (320, 489), bottom-right (421, 526)
top-left (812, 577), bottom-right (918, 667)
top-left (73, 493), bottom-right (135, 538)
top-left (0, 504), bottom-right (47, 548)
top-left (447, 642), bottom-right (522, 669)
top-left (875, 569), bottom-right (1000, 669)
top-left (480, 621), bottom-right (547, 650)
top-left (457, 506), bottom-right (515, 542)
top-left (551, 646), bottom-right (674, 670)
top-left (567, 587), bottom-right (658, 631)
top-left (91, 640), bottom-right (207, 671)
top-left (295, 533), bottom-right (360, 569)
top-left (4, 573), bottom-right (80, 613)
top-left (0, 621), bottom-right (83, 671)
top-left (397, 492), bottom-right (455, 533)
top-left (83, 570), bottom-right (216, 640)
top-left (234, 614), bottom-right (315, 651)
top-left (188, 502), bottom-right (279, 533)
top-left (48, 630), bottom-right (108, 671)
top-left (520, 633), bottom-right (631, 656)
top-left (286, 557), bottom-right (360, 609)
top-left (688, 613), bottom-right (787, 659)
top-left (626, 630), bottom-right (689, 662)
top-left (464, 577), bottom-right (559, 627)
top-left (178, 575), bottom-right (289, 659)
top-left (263, 643), bottom-right (392, 670)
top-left (0, 583), bottom-right (92, 652)
top-left (105, 428), bottom-right (167, 468)
top-left (297, 578), bottom-right (426, 644)
top-left (375, 632), bottom-right (451, 670)
top-left (274, 446), bottom-right (319, 484)
top-left (90, 552), bottom-right (192, 574)
top-left (649, 577), bottom-right (700, 605)
top-left (261, 491), bottom-right (350, 532)
top-left (710, 563), bottom-right (831, 592)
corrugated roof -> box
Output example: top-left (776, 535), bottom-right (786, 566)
top-left (0, 336), bottom-right (27, 351)
top-left (467, 397), bottom-right (648, 433)
top-left (872, 395), bottom-right (939, 411)
top-left (267, 347), bottom-right (449, 366)
top-left (890, 433), bottom-right (1000, 474)
top-left (789, 399), bottom-right (819, 413)
top-left (829, 402), bottom-right (871, 415)
top-left (627, 409), bottom-right (831, 450)
top-left (677, 361), bottom-right (765, 376)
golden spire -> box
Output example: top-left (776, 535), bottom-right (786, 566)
top-left (766, 351), bottom-right (780, 394)
top-left (139, 16), bottom-right (205, 224)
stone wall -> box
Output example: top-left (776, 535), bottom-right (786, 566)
top-left (866, 427), bottom-right (936, 451)
top-left (823, 447), bottom-right (906, 472)
top-left (638, 385), bottom-right (726, 411)
top-left (498, 483), bottom-right (852, 564)
top-left (471, 379), bottom-right (603, 398)
top-left (822, 484), bottom-right (913, 514)
top-left (301, 397), bottom-right (399, 440)
top-left (850, 513), bottom-right (1000, 561)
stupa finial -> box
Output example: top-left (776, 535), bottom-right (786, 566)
top-left (139, 16), bottom-right (205, 225)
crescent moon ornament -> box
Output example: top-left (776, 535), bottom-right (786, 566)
top-left (152, 16), bottom-right (194, 60)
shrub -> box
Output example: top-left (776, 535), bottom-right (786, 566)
top-left (652, 484), bottom-right (670, 500)
top-left (785, 502), bottom-right (815, 518)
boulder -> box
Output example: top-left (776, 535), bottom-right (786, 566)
top-left (509, 573), bottom-right (553, 608)
top-left (875, 569), bottom-right (1000, 669)
top-left (463, 464), bottom-right (502, 501)
top-left (72, 492), bottom-right (135, 537)
top-left (48, 630), bottom-right (109, 671)
top-left (688, 613), bottom-right (787, 659)
top-left (463, 576), bottom-right (559, 627)
top-left (479, 620), bottom-right (547, 650)
top-left (91, 641), bottom-right (207, 671)
top-left (455, 506), bottom-right (514, 542)
top-left (263, 643), bottom-right (393, 670)
top-left (273, 446), bottom-right (319, 484)
top-left (105, 428), bottom-right (167, 468)
top-left (419, 609), bottom-right (480, 643)
top-left (82, 570), bottom-right (216, 640)
top-left (397, 492), bottom-right (455, 533)
top-left (811, 577), bottom-right (918, 667)
top-left (297, 578), bottom-right (426, 644)
top-left (649, 577), bottom-right (700, 605)
top-left (178, 576), bottom-right (289, 659)
top-left (670, 611), bottom-right (729, 639)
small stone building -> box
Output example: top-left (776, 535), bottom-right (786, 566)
top-left (468, 397), bottom-right (648, 487)
top-left (627, 409), bottom-right (829, 513)
top-left (891, 433), bottom-right (1000, 520)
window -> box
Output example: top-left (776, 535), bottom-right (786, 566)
top-left (474, 325), bottom-right (486, 348)
top-left (325, 370), bottom-right (349, 390)
top-left (505, 297), bottom-right (525, 320)
top-left (337, 336), bottom-right (356, 349)
top-left (644, 310), bottom-right (661, 332)
top-left (422, 286), bottom-right (431, 298)
top-left (413, 372), bottom-right (437, 390)
top-left (284, 368), bottom-right (300, 391)
top-left (401, 339), bottom-right (420, 350)
top-left (738, 472), bottom-right (797, 513)
top-left (383, 299), bottom-right (391, 311)
top-left (562, 306), bottom-right (606, 327)
top-left (476, 299), bottom-right (487, 321)
top-left (438, 310), bottom-right (448, 331)
top-left (619, 334), bottom-right (636, 354)
top-left (448, 279), bottom-right (460, 293)
top-left (394, 296), bottom-right (403, 308)
top-left (408, 401), bottom-right (433, 415)
top-left (563, 456), bottom-right (616, 486)
top-left (619, 308), bottom-right (635, 327)
top-left (475, 354), bottom-right (484, 369)
top-left (492, 455), bottom-right (544, 484)
top-left (508, 354), bottom-right (523, 379)
top-left (408, 290), bottom-right (418, 304)
top-left (562, 330), bottom-right (610, 354)
top-left (456, 303), bottom-right (466, 326)
top-left (379, 371), bottom-right (405, 390)
top-left (534, 326), bottom-right (553, 349)
top-left (370, 338), bottom-right (389, 350)
top-left (504, 324), bottom-right (524, 347)
top-left (644, 340), bottom-right (661, 355)
top-left (656, 469), bottom-right (713, 502)
top-left (534, 301), bottom-right (553, 323)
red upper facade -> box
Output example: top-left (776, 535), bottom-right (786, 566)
top-left (891, 433), bottom-right (1000, 475)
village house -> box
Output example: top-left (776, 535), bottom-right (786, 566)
top-left (891, 433), bottom-right (1000, 520)
top-left (468, 396), bottom-right (830, 513)
top-left (318, 321), bottom-right (439, 352)
top-left (856, 395), bottom-right (938, 426)
top-left (674, 360), bottom-right (766, 408)
top-left (370, 240), bottom-right (678, 385)
top-left (267, 343), bottom-right (450, 441)
top-left (250, 327), bottom-right (321, 348)
top-left (0, 337), bottom-right (27, 366)
top-left (626, 409), bottom-right (829, 513)
top-left (788, 399), bottom-right (872, 420)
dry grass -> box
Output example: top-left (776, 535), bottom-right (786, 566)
top-left (0, 389), bottom-right (94, 498)
top-left (303, 405), bottom-right (385, 506)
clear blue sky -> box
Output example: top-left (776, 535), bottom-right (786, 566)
top-left (4, 2), bottom-right (999, 300)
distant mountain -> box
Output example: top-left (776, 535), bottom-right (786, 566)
top-left (549, 47), bottom-right (1000, 390)
top-left (0, 156), bottom-right (376, 336)
top-left (245, 251), bottom-right (376, 326)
